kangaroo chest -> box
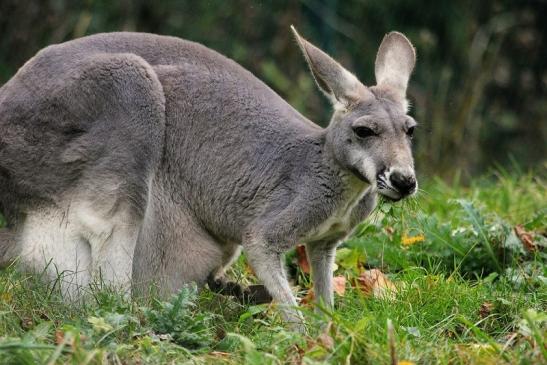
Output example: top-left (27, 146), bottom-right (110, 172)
top-left (304, 182), bottom-right (369, 243)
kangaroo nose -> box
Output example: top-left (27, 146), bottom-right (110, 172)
top-left (390, 171), bottom-right (416, 195)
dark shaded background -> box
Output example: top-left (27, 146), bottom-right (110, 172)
top-left (1, 0), bottom-right (545, 180)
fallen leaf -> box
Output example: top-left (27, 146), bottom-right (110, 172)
top-left (333, 276), bottom-right (346, 296)
top-left (317, 331), bottom-right (334, 351)
top-left (300, 288), bottom-right (314, 306)
top-left (55, 330), bottom-right (64, 345)
top-left (356, 269), bottom-right (397, 300)
top-left (302, 276), bottom-right (345, 306)
top-left (502, 332), bottom-right (519, 349)
top-left (479, 302), bottom-right (494, 319)
top-left (294, 343), bottom-right (306, 359)
top-left (304, 321), bottom-right (334, 353)
top-left (210, 351), bottom-right (230, 358)
top-left (514, 225), bottom-right (536, 252)
top-left (296, 245), bottom-right (310, 274)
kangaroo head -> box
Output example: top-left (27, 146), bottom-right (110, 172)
top-left (291, 26), bottom-right (417, 201)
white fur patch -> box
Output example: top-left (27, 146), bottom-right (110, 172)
top-left (18, 200), bottom-right (138, 298)
top-left (361, 156), bottom-right (377, 187)
top-left (305, 176), bottom-right (369, 242)
top-left (19, 205), bottom-right (92, 298)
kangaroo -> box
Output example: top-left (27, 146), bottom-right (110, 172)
top-left (0, 27), bottom-right (417, 325)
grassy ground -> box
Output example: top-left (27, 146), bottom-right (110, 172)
top-left (0, 171), bottom-right (545, 364)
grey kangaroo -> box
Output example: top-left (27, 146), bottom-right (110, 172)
top-left (0, 27), bottom-right (417, 325)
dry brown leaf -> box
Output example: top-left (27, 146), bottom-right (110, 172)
top-left (316, 322), bottom-right (334, 351)
top-left (301, 276), bottom-right (345, 306)
top-left (300, 287), bottom-right (314, 306)
top-left (296, 244), bottom-right (310, 274)
top-left (55, 330), bottom-right (64, 345)
top-left (515, 225), bottom-right (536, 252)
top-left (333, 276), bottom-right (346, 296)
top-left (479, 302), bottom-right (494, 319)
top-left (356, 269), bottom-right (397, 300)
top-left (317, 332), bottom-right (335, 351)
top-left (289, 344), bottom-right (306, 365)
top-left (502, 332), bottom-right (519, 350)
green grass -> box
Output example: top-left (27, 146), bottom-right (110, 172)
top-left (0, 172), bottom-right (545, 364)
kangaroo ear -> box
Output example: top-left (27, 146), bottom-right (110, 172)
top-left (375, 32), bottom-right (416, 102)
top-left (291, 26), bottom-right (369, 109)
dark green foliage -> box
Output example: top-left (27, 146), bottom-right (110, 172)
top-left (0, 0), bottom-right (545, 178)
top-left (143, 285), bottom-right (215, 350)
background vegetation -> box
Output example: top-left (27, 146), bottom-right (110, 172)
top-left (0, 0), bottom-right (545, 179)
top-left (0, 1), bottom-right (545, 364)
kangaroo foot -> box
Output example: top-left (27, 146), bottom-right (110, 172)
top-left (207, 274), bottom-right (272, 304)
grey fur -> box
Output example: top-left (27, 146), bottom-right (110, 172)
top-left (0, 29), bottom-right (417, 324)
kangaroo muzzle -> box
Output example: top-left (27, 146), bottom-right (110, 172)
top-left (377, 166), bottom-right (417, 201)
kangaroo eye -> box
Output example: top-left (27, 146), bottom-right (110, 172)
top-left (406, 126), bottom-right (415, 138)
top-left (353, 126), bottom-right (377, 138)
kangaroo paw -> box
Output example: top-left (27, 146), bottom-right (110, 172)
top-left (207, 274), bottom-right (272, 304)
top-left (244, 284), bottom-right (273, 304)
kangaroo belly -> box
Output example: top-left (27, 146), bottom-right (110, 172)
top-left (17, 197), bottom-right (140, 298)
top-left (18, 204), bottom-right (93, 296)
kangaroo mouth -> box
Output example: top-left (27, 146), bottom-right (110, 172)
top-left (348, 166), bottom-right (371, 184)
top-left (379, 190), bottom-right (403, 202)
top-left (377, 182), bottom-right (414, 202)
